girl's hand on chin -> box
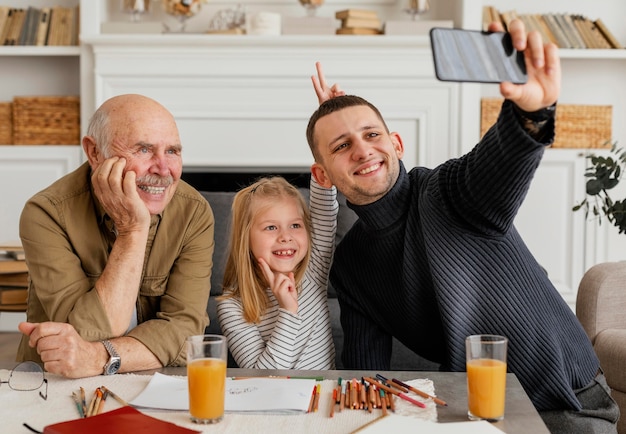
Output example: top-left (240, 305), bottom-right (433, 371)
top-left (258, 258), bottom-right (299, 314)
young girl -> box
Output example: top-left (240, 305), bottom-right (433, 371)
top-left (216, 176), bottom-right (337, 369)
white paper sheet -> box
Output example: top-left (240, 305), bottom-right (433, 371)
top-left (129, 372), bottom-right (317, 414)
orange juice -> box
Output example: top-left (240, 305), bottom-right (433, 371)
top-left (187, 357), bottom-right (227, 422)
top-left (467, 358), bottom-right (507, 420)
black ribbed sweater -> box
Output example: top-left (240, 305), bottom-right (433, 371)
top-left (330, 100), bottom-right (599, 412)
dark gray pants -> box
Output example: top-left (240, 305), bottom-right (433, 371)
top-left (539, 372), bottom-right (620, 434)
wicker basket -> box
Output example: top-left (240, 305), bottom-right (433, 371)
top-left (0, 102), bottom-right (12, 145)
top-left (480, 98), bottom-right (613, 148)
top-left (12, 96), bottom-right (80, 145)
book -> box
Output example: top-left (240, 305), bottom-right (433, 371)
top-left (571, 14), bottom-right (596, 48)
top-left (5, 7), bottom-right (25, 46)
top-left (0, 287), bottom-right (27, 305)
top-left (341, 17), bottom-right (381, 30)
top-left (42, 406), bottom-right (200, 434)
top-left (555, 14), bottom-right (584, 49)
top-left (0, 6), bottom-right (11, 43)
top-left (35, 7), bottom-right (51, 46)
top-left (579, 16), bottom-right (612, 49)
top-left (0, 259), bottom-right (28, 274)
top-left (563, 14), bottom-right (587, 49)
top-left (336, 27), bottom-right (382, 35)
top-left (595, 18), bottom-right (623, 49)
top-left (532, 14), bottom-right (558, 45)
top-left (46, 7), bottom-right (63, 46)
top-left (0, 272), bottom-right (28, 287)
top-left (499, 9), bottom-right (519, 32)
top-left (18, 6), bottom-right (40, 46)
top-left (542, 13), bottom-right (571, 48)
top-left (1, 8), bottom-right (15, 45)
top-left (335, 9), bottom-right (378, 21)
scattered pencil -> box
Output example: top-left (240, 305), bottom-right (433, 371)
top-left (96, 388), bottom-right (108, 415)
top-left (329, 389), bottom-right (337, 418)
top-left (379, 388), bottom-right (388, 416)
top-left (101, 386), bottom-right (129, 407)
top-left (339, 379), bottom-right (346, 411)
top-left (86, 388), bottom-right (98, 417)
top-left (71, 391), bottom-right (85, 418)
top-left (307, 385), bottom-right (316, 413)
top-left (80, 387), bottom-right (87, 417)
top-left (313, 384), bottom-right (321, 412)
top-left (391, 377), bottom-right (448, 406)
top-left (364, 377), bottom-right (426, 409)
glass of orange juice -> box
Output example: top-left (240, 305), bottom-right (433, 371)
top-left (186, 334), bottom-right (228, 424)
top-left (465, 334), bottom-right (508, 422)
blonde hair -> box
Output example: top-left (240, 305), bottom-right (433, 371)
top-left (220, 176), bottom-right (312, 323)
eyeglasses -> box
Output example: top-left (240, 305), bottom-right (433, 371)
top-left (0, 361), bottom-right (48, 400)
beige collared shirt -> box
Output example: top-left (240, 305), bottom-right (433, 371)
top-left (17, 162), bottom-right (214, 367)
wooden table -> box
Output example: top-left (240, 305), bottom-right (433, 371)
top-left (0, 362), bottom-right (549, 433)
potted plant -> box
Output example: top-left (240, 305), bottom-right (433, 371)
top-left (573, 142), bottom-right (626, 234)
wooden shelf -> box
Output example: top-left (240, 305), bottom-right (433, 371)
top-left (558, 48), bottom-right (626, 60)
top-left (0, 46), bottom-right (80, 56)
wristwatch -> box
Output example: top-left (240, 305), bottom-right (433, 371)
top-left (101, 340), bottom-right (121, 375)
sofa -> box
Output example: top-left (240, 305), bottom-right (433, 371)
top-left (576, 261), bottom-right (626, 434)
top-left (200, 187), bottom-right (440, 371)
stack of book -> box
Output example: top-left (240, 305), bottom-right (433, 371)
top-left (0, 5), bottom-right (79, 46)
top-left (335, 9), bottom-right (382, 35)
top-left (482, 6), bottom-right (623, 49)
top-left (0, 262), bottom-right (28, 312)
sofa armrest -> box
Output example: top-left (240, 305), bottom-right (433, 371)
top-left (594, 329), bottom-right (626, 393)
top-left (576, 261), bottom-right (626, 343)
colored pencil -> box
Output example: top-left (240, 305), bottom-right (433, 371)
top-left (391, 377), bottom-right (448, 406)
top-left (363, 377), bottom-right (426, 409)
top-left (329, 388), bottom-right (337, 418)
top-left (339, 379), bottom-right (346, 411)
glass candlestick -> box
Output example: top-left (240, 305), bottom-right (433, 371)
top-left (405, 0), bottom-right (430, 21)
top-left (121, 0), bottom-right (151, 22)
top-left (299, 0), bottom-right (324, 17)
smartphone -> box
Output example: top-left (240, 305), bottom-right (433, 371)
top-left (430, 27), bottom-right (527, 84)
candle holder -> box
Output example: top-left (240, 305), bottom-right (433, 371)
top-left (121, 0), bottom-right (152, 22)
top-left (299, 0), bottom-right (324, 17)
top-left (404, 0), bottom-right (430, 21)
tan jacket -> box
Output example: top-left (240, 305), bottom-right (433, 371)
top-left (17, 162), bottom-right (214, 367)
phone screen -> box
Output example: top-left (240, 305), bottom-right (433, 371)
top-left (430, 28), bottom-right (527, 84)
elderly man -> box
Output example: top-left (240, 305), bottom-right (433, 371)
top-left (17, 94), bottom-right (214, 378)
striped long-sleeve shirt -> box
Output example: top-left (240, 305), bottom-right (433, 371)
top-left (331, 100), bottom-right (599, 412)
top-left (216, 179), bottom-right (337, 369)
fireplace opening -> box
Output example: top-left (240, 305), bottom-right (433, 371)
top-left (181, 170), bottom-right (311, 192)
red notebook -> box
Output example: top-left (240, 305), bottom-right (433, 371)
top-left (42, 406), bottom-right (200, 434)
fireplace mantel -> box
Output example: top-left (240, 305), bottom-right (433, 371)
top-left (82, 35), bottom-right (478, 171)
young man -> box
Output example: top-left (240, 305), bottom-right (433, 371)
top-left (17, 94), bottom-right (214, 378)
top-left (306, 21), bottom-right (619, 433)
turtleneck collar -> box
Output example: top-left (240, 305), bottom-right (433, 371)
top-left (347, 161), bottom-right (411, 231)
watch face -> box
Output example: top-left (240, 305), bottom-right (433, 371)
top-left (106, 358), bottom-right (121, 374)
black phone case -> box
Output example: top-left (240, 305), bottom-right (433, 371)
top-left (430, 28), bottom-right (527, 84)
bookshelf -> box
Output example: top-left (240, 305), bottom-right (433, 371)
top-left (0, 0), bottom-right (624, 331)
top-left (472, 1), bottom-right (626, 305)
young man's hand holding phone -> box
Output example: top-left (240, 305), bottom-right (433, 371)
top-left (430, 27), bottom-right (527, 84)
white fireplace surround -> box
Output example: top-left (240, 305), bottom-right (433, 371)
top-left (82, 35), bottom-right (478, 172)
